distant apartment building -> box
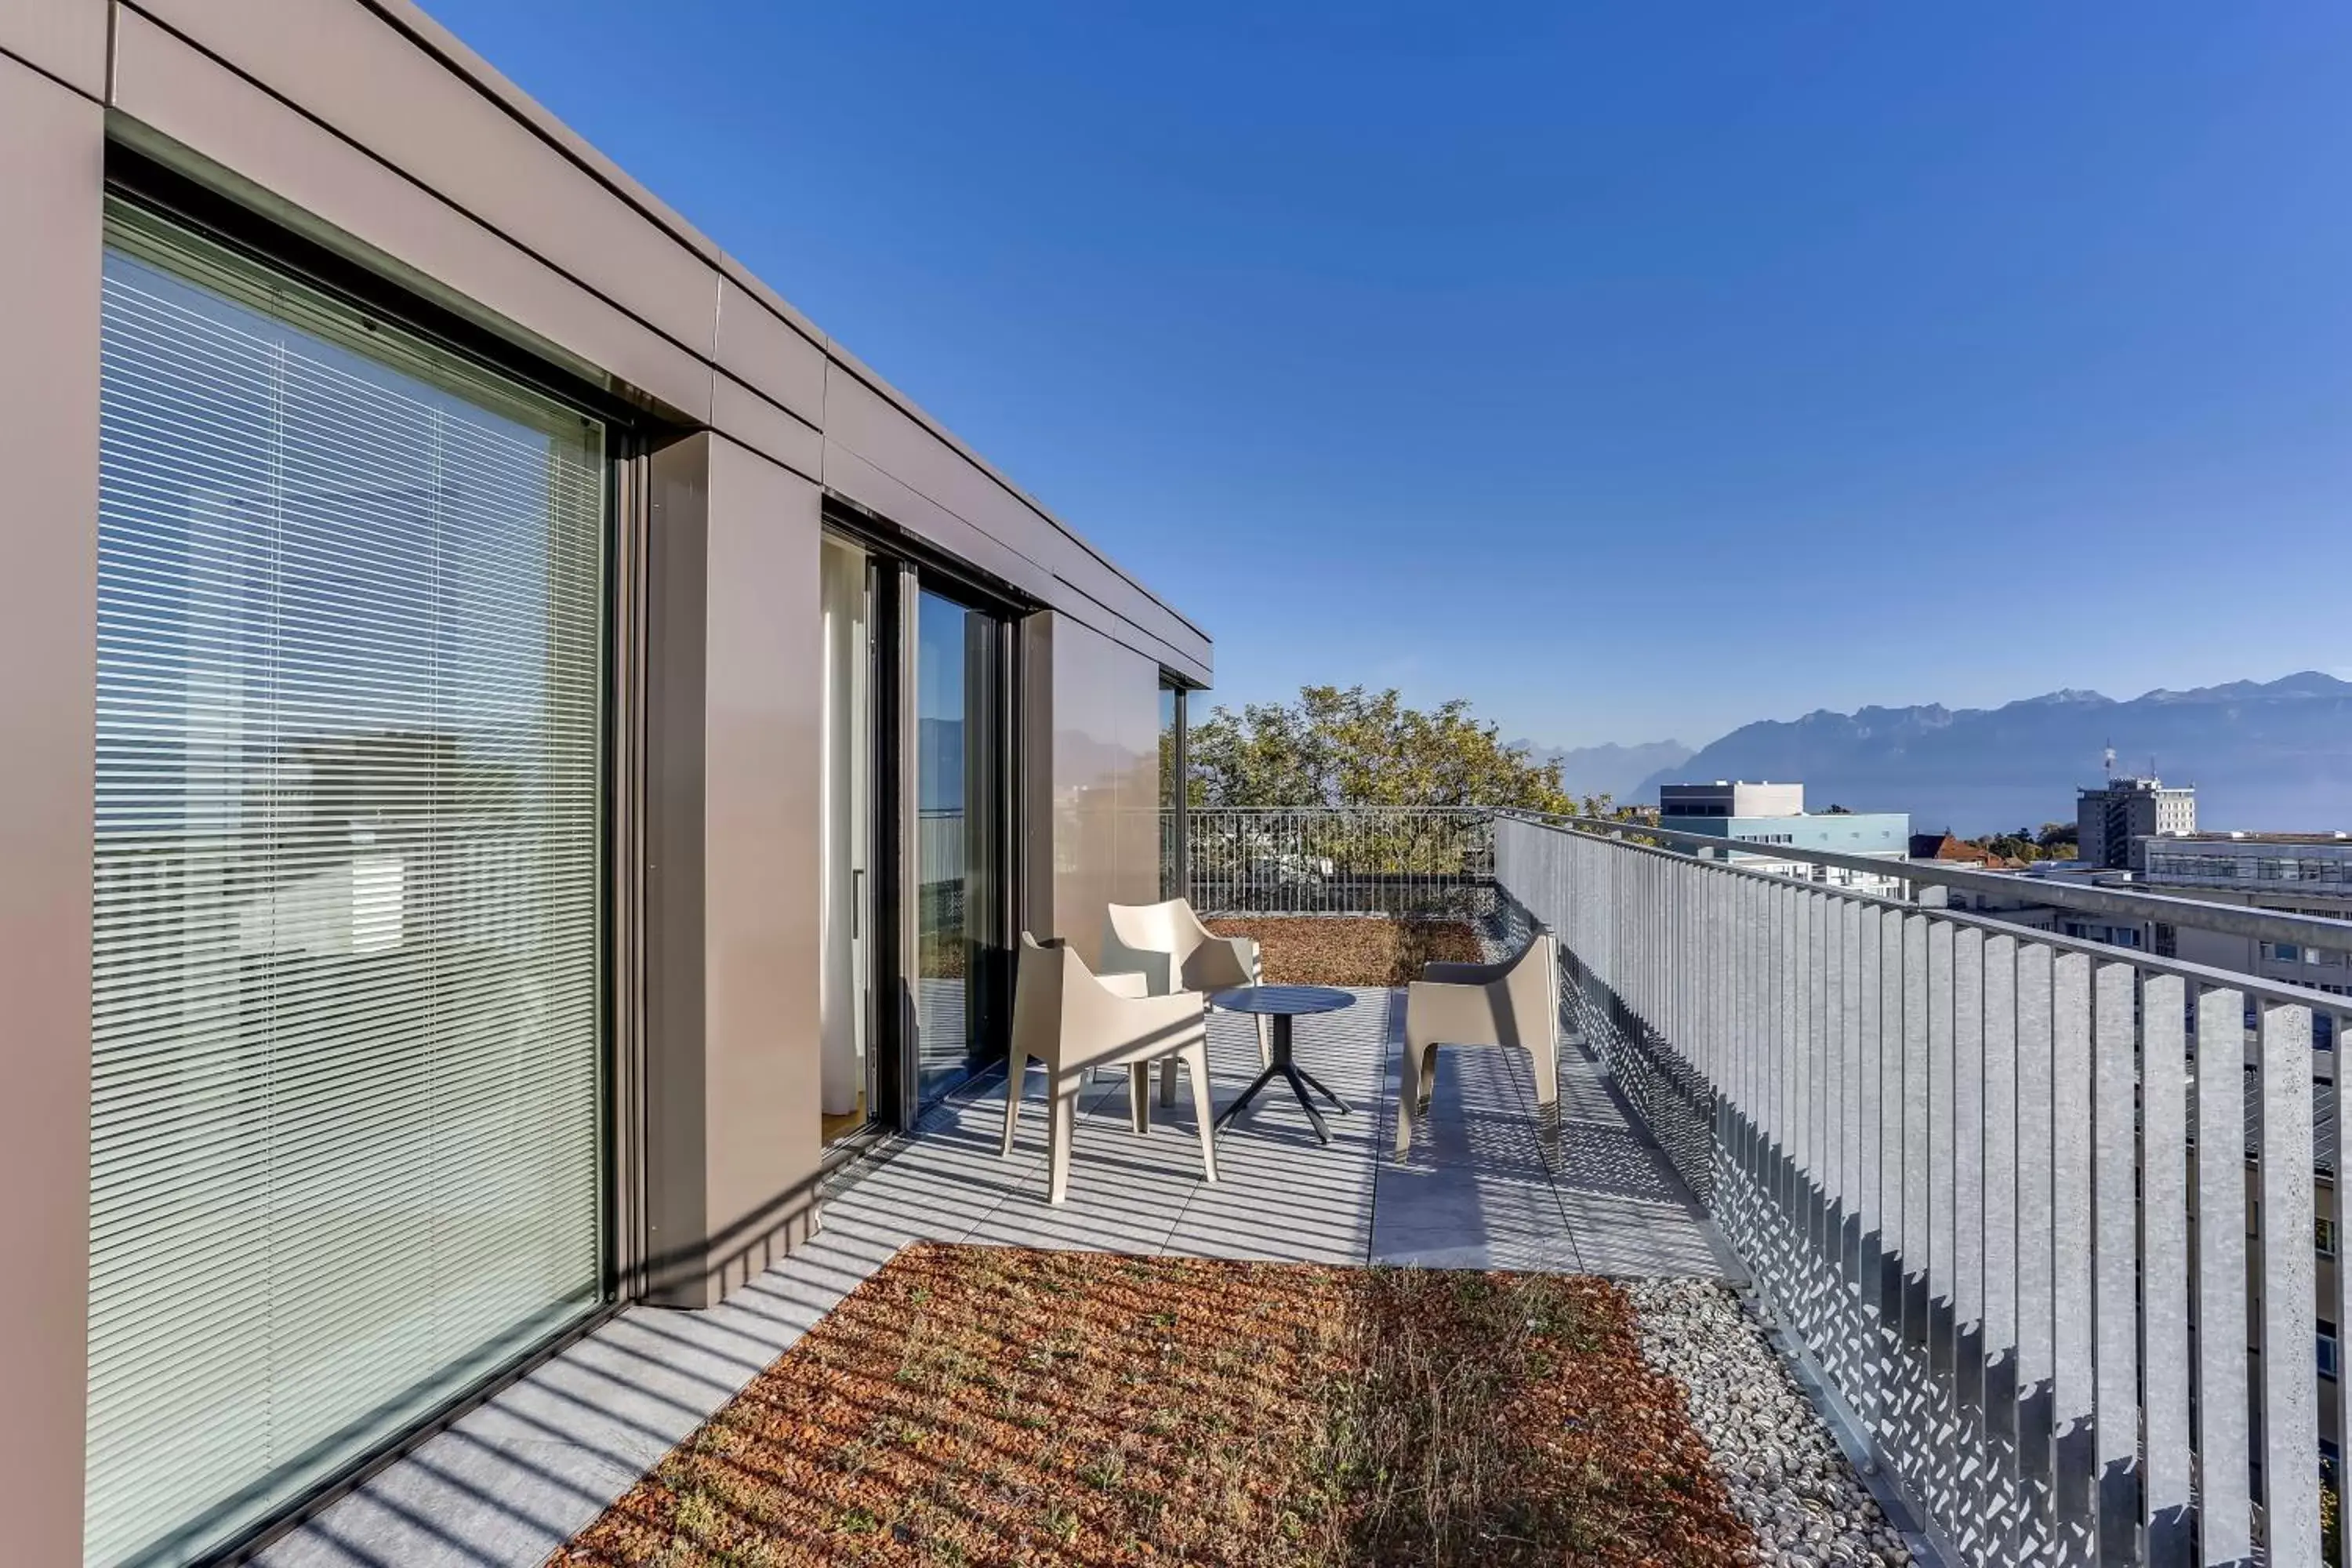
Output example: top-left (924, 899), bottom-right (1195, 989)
top-left (1925, 858), bottom-right (2149, 948)
top-left (2078, 774), bottom-right (2197, 869)
top-left (1929, 827), bottom-right (2352, 997)
top-left (2140, 832), bottom-right (2352, 999)
top-left (1657, 780), bottom-right (1910, 895)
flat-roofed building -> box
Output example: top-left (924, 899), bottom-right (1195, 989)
top-left (1657, 779), bottom-right (1911, 895)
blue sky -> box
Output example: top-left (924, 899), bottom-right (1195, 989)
top-left (430, 1), bottom-right (2352, 749)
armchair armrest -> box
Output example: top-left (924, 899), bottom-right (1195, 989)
top-left (1181, 934), bottom-right (1260, 993)
top-left (1099, 929), bottom-right (1176, 996)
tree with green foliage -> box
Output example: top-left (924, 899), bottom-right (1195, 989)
top-left (1185, 685), bottom-right (1617, 815)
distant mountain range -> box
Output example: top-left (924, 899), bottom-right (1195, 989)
top-left (1512, 739), bottom-right (1695, 804)
top-left (1611, 671), bottom-right (2352, 836)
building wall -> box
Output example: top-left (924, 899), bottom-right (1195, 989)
top-left (0, 40), bottom-right (105, 1568)
top-left (2153, 885), bottom-right (2352, 999)
top-left (641, 435), bottom-right (827, 1307)
top-left (1, 2), bottom-right (1208, 1556)
top-left (1660, 781), bottom-right (1805, 818)
top-left (2078, 779), bottom-right (2195, 869)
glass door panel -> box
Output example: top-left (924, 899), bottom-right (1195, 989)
top-left (913, 588), bottom-right (1004, 1103)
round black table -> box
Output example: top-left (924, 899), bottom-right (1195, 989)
top-left (1208, 985), bottom-right (1357, 1144)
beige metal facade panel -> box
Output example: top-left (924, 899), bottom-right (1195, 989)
top-left (107, 9), bottom-right (717, 423)
top-left (1051, 617), bottom-right (1162, 967)
top-left (820, 359), bottom-right (1211, 685)
top-left (698, 436), bottom-right (825, 1298)
top-left (713, 274), bottom-right (826, 430)
top-left (824, 337), bottom-right (1210, 677)
top-left (362, 0), bottom-right (831, 350)
top-left (1018, 613), bottom-right (1060, 942)
top-left (820, 434), bottom-right (1058, 608)
top-left (0, 54), bottom-right (103, 1568)
top-left (820, 407), bottom-right (1204, 683)
top-left (713, 371), bottom-right (822, 485)
top-left (0, 0), bottom-right (105, 96)
top-left (641, 435), bottom-right (715, 1303)
top-left (125, 0), bottom-right (727, 356)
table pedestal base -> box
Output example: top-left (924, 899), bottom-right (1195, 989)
top-left (1213, 1013), bottom-right (1354, 1144)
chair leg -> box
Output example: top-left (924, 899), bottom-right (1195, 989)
top-left (1395, 1033), bottom-right (1420, 1158)
top-left (1531, 1027), bottom-right (1561, 1147)
top-left (1183, 1040), bottom-right (1218, 1184)
top-left (1417, 1044), bottom-right (1439, 1112)
top-left (1159, 1054), bottom-right (1179, 1108)
top-left (1256, 1014), bottom-right (1272, 1069)
top-left (1129, 1065), bottom-right (1152, 1134)
top-left (1047, 1072), bottom-right (1080, 1205)
top-left (1000, 1050), bottom-right (1028, 1157)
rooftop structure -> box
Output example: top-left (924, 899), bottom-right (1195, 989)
top-left (2078, 774), bottom-right (2197, 869)
top-left (1658, 779), bottom-right (1909, 895)
top-left (1657, 779), bottom-right (1806, 818)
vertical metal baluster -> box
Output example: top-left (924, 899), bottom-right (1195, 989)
top-left (2019, 940), bottom-right (2059, 1563)
top-left (1930, 920), bottom-right (1959, 1409)
top-left (1816, 888), bottom-right (1836, 1349)
top-left (1984, 932), bottom-right (2022, 1549)
top-left (2053, 949), bottom-right (2096, 1566)
top-left (2259, 998), bottom-right (2321, 1566)
top-left (2092, 961), bottom-right (2143, 1564)
top-left (1882, 906), bottom-right (1908, 1407)
top-left (1824, 891), bottom-right (1847, 1380)
top-left (1796, 886), bottom-right (1815, 1255)
top-left (1955, 925), bottom-right (1988, 1547)
top-left (2195, 984), bottom-right (2251, 1566)
top-left (1859, 898), bottom-right (1886, 1446)
top-left (1786, 883), bottom-right (1803, 1233)
top-left (1904, 911), bottom-right (1933, 1461)
top-left (2140, 971), bottom-right (2190, 1567)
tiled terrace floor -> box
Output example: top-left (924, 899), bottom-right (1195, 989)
top-left (265, 991), bottom-right (1730, 1568)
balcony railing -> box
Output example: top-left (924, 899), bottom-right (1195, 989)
top-left (1172, 806), bottom-right (1495, 919)
top-left (1499, 811), bottom-right (2352, 1568)
top-left (1167, 803), bottom-right (2352, 1566)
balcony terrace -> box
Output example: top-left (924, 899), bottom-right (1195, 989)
top-left (261, 808), bottom-right (2352, 1568)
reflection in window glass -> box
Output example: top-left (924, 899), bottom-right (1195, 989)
top-left (88, 204), bottom-right (604, 1566)
top-left (915, 590), bottom-right (1002, 1102)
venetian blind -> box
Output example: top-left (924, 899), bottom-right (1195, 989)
top-left (88, 201), bottom-right (607, 1567)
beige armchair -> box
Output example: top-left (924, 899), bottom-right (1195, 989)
top-left (1102, 899), bottom-right (1273, 1104)
top-left (1004, 934), bottom-right (1217, 1203)
top-left (1394, 931), bottom-right (1560, 1158)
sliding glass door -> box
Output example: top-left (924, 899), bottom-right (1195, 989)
top-left (913, 588), bottom-right (1009, 1105)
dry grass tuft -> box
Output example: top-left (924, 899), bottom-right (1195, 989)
top-left (550, 1244), bottom-right (1745, 1568)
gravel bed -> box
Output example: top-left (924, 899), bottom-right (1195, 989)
top-left (1624, 1277), bottom-right (1921, 1568)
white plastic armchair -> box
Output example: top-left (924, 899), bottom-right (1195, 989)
top-left (1004, 933), bottom-right (1216, 1204)
top-left (1394, 931), bottom-right (1560, 1158)
top-left (1102, 898), bottom-right (1274, 1097)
